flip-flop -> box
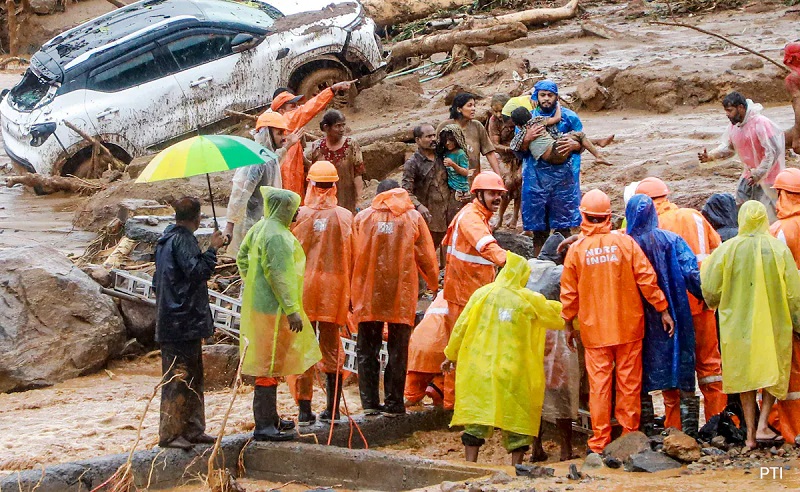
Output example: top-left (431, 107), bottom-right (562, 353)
top-left (756, 436), bottom-right (784, 448)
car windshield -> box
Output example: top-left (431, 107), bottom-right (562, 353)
top-left (196, 0), bottom-right (281, 28)
top-left (8, 70), bottom-right (55, 111)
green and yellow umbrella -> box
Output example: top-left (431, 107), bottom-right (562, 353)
top-left (136, 135), bottom-right (278, 226)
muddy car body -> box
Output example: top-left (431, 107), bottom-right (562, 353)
top-left (1, 0), bottom-right (386, 177)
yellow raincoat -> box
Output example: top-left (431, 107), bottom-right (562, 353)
top-left (444, 252), bottom-right (564, 437)
top-left (700, 200), bottom-right (800, 398)
top-left (237, 187), bottom-right (321, 377)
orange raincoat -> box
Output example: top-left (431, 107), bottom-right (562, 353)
top-left (442, 200), bottom-right (507, 307)
top-left (770, 190), bottom-right (800, 442)
top-left (351, 188), bottom-right (439, 326)
top-left (291, 185), bottom-right (354, 326)
top-left (655, 197), bottom-right (726, 419)
top-left (272, 89), bottom-right (335, 196)
top-left (561, 215), bottom-right (668, 453)
top-left (405, 291), bottom-right (451, 405)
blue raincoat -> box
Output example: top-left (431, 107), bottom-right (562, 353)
top-left (520, 80), bottom-right (582, 232)
top-left (626, 194), bottom-right (702, 392)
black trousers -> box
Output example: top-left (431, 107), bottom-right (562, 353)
top-left (159, 340), bottom-right (206, 444)
top-left (356, 322), bottom-right (412, 410)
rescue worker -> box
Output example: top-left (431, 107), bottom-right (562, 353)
top-left (636, 177), bottom-right (727, 422)
top-left (701, 200), bottom-right (800, 450)
top-left (526, 233), bottom-right (580, 462)
top-left (769, 168), bottom-right (800, 444)
top-left (289, 161), bottom-right (354, 425)
top-left (440, 171), bottom-right (508, 409)
top-left (224, 111), bottom-right (296, 255)
top-left (702, 193), bottom-right (739, 242)
top-left (698, 91), bottom-right (785, 221)
top-left (237, 187), bottom-right (322, 441)
top-left (442, 252), bottom-right (563, 465)
top-left (626, 194), bottom-right (703, 435)
top-left (264, 81), bottom-right (354, 196)
top-left (351, 180), bottom-right (439, 416)
top-left (561, 189), bottom-right (673, 454)
top-left (404, 291), bottom-right (450, 407)
top-left (154, 197), bottom-right (225, 450)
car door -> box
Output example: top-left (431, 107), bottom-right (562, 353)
top-left (84, 42), bottom-right (192, 154)
top-left (160, 29), bottom-right (258, 130)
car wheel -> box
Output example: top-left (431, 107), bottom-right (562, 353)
top-left (296, 66), bottom-right (354, 110)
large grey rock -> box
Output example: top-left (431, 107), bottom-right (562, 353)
top-left (603, 431), bottom-right (651, 462)
top-left (0, 245), bottom-right (126, 392)
top-left (29, 0), bottom-right (56, 14)
top-left (119, 299), bottom-right (156, 348)
top-left (663, 429), bottom-right (702, 462)
top-left (203, 344), bottom-right (240, 390)
top-left (494, 231), bottom-right (535, 259)
top-left (624, 450), bottom-right (682, 473)
top-left (581, 453), bottom-right (605, 472)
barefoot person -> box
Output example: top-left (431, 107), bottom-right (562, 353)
top-left (701, 200), bottom-right (800, 450)
top-left (698, 92), bottom-right (785, 221)
top-left (442, 252), bottom-right (563, 465)
top-left (154, 197), bottom-right (225, 450)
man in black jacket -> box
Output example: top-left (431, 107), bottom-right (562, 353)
top-left (154, 197), bottom-right (225, 450)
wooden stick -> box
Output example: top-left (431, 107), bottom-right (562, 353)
top-left (225, 109), bottom-right (258, 122)
top-left (650, 21), bottom-right (789, 74)
top-left (63, 120), bottom-right (127, 170)
top-left (105, 0), bottom-right (125, 7)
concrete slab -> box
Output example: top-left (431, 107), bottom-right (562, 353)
top-left (244, 442), bottom-right (494, 491)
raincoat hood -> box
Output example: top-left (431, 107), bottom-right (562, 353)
top-left (538, 233), bottom-right (565, 263)
top-left (158, 224), bottom-right (185, 246)
top-left (261, 186), bottom-right (300, 226)
top-left (304, 184), bottom-right (338, 210)
top-left (496, 252), bottom-right (531, 289)
top-left (533, 80), bottom-right (559, 117)
top-left (580, 214), bottom-right (612, 236)
top-left (738, 200), bottom-right (769, 235)
top-left (786, 42), bottom-right (800, 68)
top-left (702, 193), bottom-right (738, 231)
top-left (776, 190), bottom-right (800, 220)
top-left (654, 197), bottom-right (676, 216)
top-left (738, 99), bottom-right (764, 128)
top-left (626, 194), bottom-right (659, 237)
top-left (371, 188), bottom-right (415, 216)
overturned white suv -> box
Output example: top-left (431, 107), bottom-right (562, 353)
top-left (1, 0), bottom-right (386, 177)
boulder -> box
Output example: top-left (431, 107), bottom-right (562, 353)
top-left (576, 77), bottom-right (610, 112)
top-left (663, 429), bottom-right (702, 462)
top-left (581, 452), bottom-right (605, 472)
top-left (203, 344), bottom-right (240, 390)
top-left (731, 57), bottom-right (764, 71)
top-left (624, 450), bottom-right (682, 473)
top-left (494, 231), bottom-right (535, 259)
top-left (119, 299), bottom-right (156, 348)
top-left (603, 431), bottom-right (651, 462)
top-left (482, 46), bottom-right (510, 64)
top-left (361, 141), bottom-right (413, 181)
top-left (0, 245), bottom-right (126, 392)
top-left (29, 0), bottom-right (56, 14)
top-left (80, 264), bottom-right (113, 288)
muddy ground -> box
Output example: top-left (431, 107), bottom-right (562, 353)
top-left (1, 0), bottom-right (800, 489)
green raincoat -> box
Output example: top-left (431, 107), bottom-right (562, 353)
top-left (237, 186), bottom-right (321, 377)
top-left (444, 252), bottom-right (564, 437)
top-left (701, 200), bottom-right (800, 398)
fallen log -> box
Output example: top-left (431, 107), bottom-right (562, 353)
top-left (390, 22), bottom-right (527, 63)
top-left (63, 120), bottom-right (128, 171)
top-left (471, 0), bottom-right (580, 28)
top-left (4, 173), bottom-right (105, 194)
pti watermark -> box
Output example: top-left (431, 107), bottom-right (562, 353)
top-left (760, 466), bottom-right (787, 479)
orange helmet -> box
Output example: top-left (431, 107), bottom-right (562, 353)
top-left (635, 177), bottom-right (670, 198)
top-left (773, 168), bottom-right (800, 193)
top-left (470, 171), bottom-right (507, 193)
top-left (307, 160), bottom-right (339, 183)
top-left (580, 189), bottom-right (612, 216)
top-left (255, 111), bottom-right (289, 131)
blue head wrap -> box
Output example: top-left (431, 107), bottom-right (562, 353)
top-left (532, 80), bottom-right (559, 116)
